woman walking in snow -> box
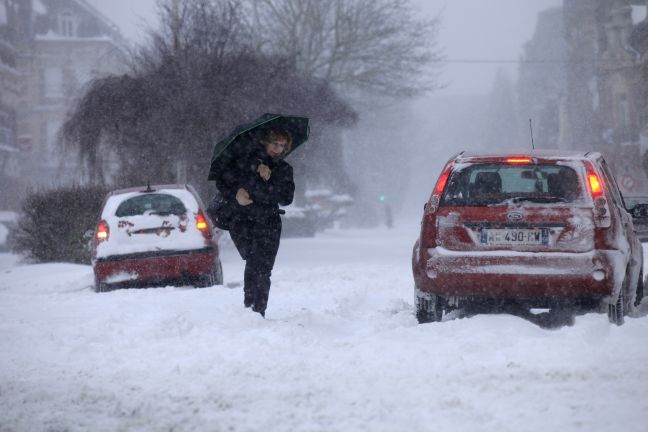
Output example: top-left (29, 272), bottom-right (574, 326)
top-left (211, 127), bottom-right (295, 317)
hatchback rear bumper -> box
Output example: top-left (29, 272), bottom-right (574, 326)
top-left (415, 246), bottom-right (624, 301)
top-left (94, 247), bottom-right (217, 286)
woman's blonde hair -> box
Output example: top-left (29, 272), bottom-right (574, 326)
top-left (260, 127), bottom-right (292, 154)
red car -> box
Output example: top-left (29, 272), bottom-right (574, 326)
top-left (412, 151), bottom-right (644, 325)
top-left (90, 184), bottom-right (222, 292)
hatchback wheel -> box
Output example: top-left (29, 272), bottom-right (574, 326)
top-left (94, 280), bottom-right (109, 293)
top-left (635, 269), bottom-right (644, 308)
top-left (213, 260), bottom-right (224, 285)
top-left (608, 289), bottom-right (625, 326)
top-left (416, 291), bottom-right (443, 323)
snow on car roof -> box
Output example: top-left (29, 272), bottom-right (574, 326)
top-left (456, 149), bottom-right (600, 162)
top-left (108, 184), bottom-right (189, 196)
top-left (101, 186), bottom-right (200, 219)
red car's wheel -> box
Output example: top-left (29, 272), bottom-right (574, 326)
top-left (608, 273), bottom-right (627, 326)
top-left (635, 268), bottom-right (644, 308)
top-left (94, 277), bottom-right (110, 293)
top-left (415, 291), bottom-right (443, 324)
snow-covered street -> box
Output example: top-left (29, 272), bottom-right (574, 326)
top-left (1, 226), bottom-right (647, 432)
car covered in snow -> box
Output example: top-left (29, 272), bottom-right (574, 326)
top-left (90, 184), bottom-right (222, 292)
top-left (412, 150), bottom-right (644, 325)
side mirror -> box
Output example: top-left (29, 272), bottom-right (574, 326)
top-left (423, 202), bottom-right (428, 211)
top-left (630, 203), bottom-right (648, 218)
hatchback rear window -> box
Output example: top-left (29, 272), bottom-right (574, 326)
top-left (115, 194), bottom-right (187, 217)
top-left (442, 164), bottom-right (583, 206)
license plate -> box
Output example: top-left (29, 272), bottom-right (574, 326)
top-left (480, 228), bottom-right (548, 246)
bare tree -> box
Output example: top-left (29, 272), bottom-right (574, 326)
top-left (62, 0), bottom-right (357, 197)
top-left (247, 0), bottom-right (443, 96)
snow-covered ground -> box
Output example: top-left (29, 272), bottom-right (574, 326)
top-left (1, 225), bottom-right (647, 432)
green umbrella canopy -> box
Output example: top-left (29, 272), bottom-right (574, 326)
top-left (208, 113), bottom-right (309, 181)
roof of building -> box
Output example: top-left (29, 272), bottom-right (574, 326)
top-left (34, 0), bottom-right (125, 45)
top-left (72, 0), bottom-right (121, 35)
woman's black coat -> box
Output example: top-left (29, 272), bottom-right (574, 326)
top-left (212, 142), bottom-right (295, 221)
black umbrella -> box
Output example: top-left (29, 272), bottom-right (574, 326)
top-left (208, 113), bottom-right (309, 181)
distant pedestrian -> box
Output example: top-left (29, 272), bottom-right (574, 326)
top-left (212, 127), bottom-right (295, 317)
top-left (385, 204), bottom-right (393, 229)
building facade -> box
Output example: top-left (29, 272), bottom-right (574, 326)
top-left (0, 0), bottom-right (126, 208)
top-left (562, 0), bottom-right (648, 192)
top-left (517, 7), bottom-right (567, 150)
top-left (0, 1), bottom-right (21, 208)
top-left (16, 0), bottom-right (126, 189)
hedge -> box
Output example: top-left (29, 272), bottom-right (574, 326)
top-left (13, 184), bottom-right (110, 264)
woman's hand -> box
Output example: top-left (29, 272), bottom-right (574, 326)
top-left (236, 188), bottom-right (253, 206)
top-left (257, 163), bottom-right (272, 181)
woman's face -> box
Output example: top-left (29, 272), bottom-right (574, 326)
top-left (264, 138), bottom-right (288, 158)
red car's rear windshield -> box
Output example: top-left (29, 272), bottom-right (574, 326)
top-left (115, 194), bottom-right (187, 217)
top-left (441, 163), bottom-right (584, 206)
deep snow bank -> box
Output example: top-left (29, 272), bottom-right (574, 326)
top-left (0, 228), bottom-right (647, 432)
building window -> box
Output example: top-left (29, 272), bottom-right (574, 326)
top-left (41, 120), bottom-right (60, 157)
top-left (618, 94), bottom-right (630, 128)
top-left (59, 11), bottom-right (77, 37)
top-left (0, 127), bottom-right (13, 146)
top-left (640, 109), bottom-right (648, 131)
top-left (75, 64), bottom-right (93, 88)
top-left (43, 67), bottom-right (63, 98)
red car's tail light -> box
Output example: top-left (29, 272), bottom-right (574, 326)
top-left (421, 161), bottom-right (454, 250)
top-left (196, 212), bottom-right (208, 230)
top-left (96, 220), bottom-right (109, 242)
top-left (586, 166), bottom-right (611, 228)
top-left (427, 161), bottom-right (454, 214)
top-left (588, 173), bottom-right (603, 197)
top-left (506, 157), bottom-right (532, 164)
top-left (196, 211), bottom-right (212, 239)
top-left (434, 169), bottom-right (450, 196)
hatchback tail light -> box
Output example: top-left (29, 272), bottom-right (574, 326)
top-left (426, 161), bottom-right (454, 214)
top-left (96, 220), bottom-right (109, 242)
top-left (586, 166), bottom-right (611, 228)
top-left (421, 161), bottom-right (454, 250)
top-left (588, 173), bottom-right (603, 197)
top-left (196, 211), bottom-right (212, 240)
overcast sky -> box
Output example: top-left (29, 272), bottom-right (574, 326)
top-left (88, 0), bottom-right (563, 96)
top-left (420, 0), bottom-right (563, 95)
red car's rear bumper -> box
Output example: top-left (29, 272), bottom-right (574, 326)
top-left (94, 247), bottom-right (217, 285)
top-left (413, 245), bottom-right (622, 301)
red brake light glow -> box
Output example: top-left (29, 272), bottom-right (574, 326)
top-left (506, 157), bottom-right (532, 164)
top-left (585, 165), bottom-right (610, 227)
top-left (427, 161), bottom-right (454, 214)
top-left (196, 212), bottom-right (209, 231)
top-left (196, 211), bottom-right (213, 240)
top-left (96, 221), bottom-right (109, 242)
top-left (588, 173), bottom-right (603, 197)
top-left (434, 170), bottom-right (450, 195)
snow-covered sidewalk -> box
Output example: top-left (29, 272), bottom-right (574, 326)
top-left (1, 227), bottom-right (647, 432)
